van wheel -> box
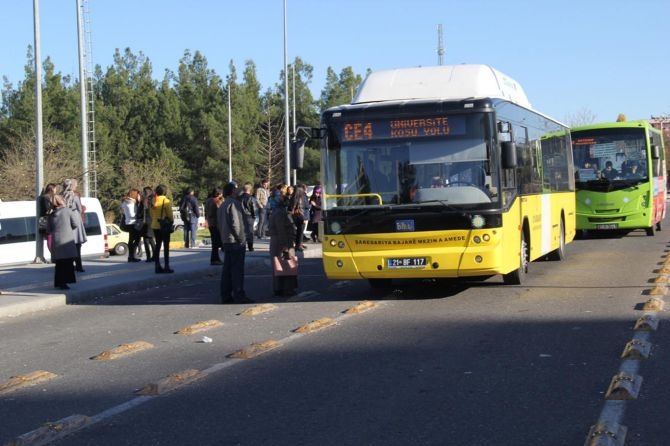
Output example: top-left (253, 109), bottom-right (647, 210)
top-left (114, 243), bottom-right (128, 256)
top-left (503, 232), bottom-right (528, 285)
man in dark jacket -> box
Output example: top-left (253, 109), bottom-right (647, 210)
top-left (239, 182), bottom-right (257, 252)
top-left (217, 182), bottom-right (253, 304)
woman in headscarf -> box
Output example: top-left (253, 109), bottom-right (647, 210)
top-left (48, 195), bottom-right (79, 290)
top-left (61, 178), bottom-right (87, 272)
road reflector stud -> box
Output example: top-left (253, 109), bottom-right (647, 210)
top-left (293, 318), bottom-right (335, 333)
top-left (605, 372), bottom-right (642, 400)
top-left (634, 314), bottom-right (659, 331)
top-left (6, 414), bottom-right (91, 446)
top-left (584, 421), bottom-right (627, 446)
top-left (174, 320), bottom-right (223, 335)
top-left (239, 304), bottom-right (277, 317)
top-left (134, 369), bottom-right (202, 395)
top-left (653, 275), bottom-right (669, 283)
top-left (657, 265), bottom-right (670, 275)
top-left (227, 340), bottom-right (280, 359)
top-left (90, 341), bottom-right (154, 360)
top-left (642, 296), bottom-right (665, 311)
top-left (647, 285), bottom-right (667, 296)
top-left (0, 370), bottom-right (58, 395)
top-left (343, 301), bottom-right (376, 314)
top-left (621, 339), bottom-right (651, 360)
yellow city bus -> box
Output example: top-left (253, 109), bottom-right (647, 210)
top-left (317, 65), bottom-right (575, 286)
top-left (571, 120), bottom-right (666, 236)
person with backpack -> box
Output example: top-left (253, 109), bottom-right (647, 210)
top-left (179, 187), bottom-right (200, 248)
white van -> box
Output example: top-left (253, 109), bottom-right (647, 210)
top-left (0, 197), bottom-right (108, 266)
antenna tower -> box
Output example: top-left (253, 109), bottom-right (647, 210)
top-left (78, 0), bottom-right (98, 197)
top-left (437, 24), bottom-right (445, 65)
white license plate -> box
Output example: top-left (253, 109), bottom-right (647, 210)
top-left (387, 257), bottom-right (427, 269)
top-left (596, 224), bottom-right (618, 230)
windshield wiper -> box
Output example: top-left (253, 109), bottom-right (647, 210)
top-left (414, 200), bottom-right (461, 212)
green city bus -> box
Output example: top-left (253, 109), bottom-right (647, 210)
top-left (571, 120), bottom-right (666, 236)
top-left (317, 64), bottom-right (576, 286)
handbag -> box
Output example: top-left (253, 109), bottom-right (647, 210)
top-left (158, 204), bottom-right (174, 234)
top-left (272, 252), bottom-right (298, 276)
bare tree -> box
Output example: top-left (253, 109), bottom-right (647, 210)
top-left (0, 131), bottom-right (81, 201)
top-left (564, 108), bottom-right (598, 127)
top-left (256, 108), bottom-right (287, 185)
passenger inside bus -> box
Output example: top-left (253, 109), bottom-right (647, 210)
top-left (601, 161), bottom-right (619, 180)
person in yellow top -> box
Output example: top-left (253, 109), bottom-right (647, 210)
top-left (150, 184), bottom-right (174, 274)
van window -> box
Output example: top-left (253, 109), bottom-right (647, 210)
top-left (0, 216), bottom-right (36, 244)
top-left (83, 212), bottom-right (103, 236)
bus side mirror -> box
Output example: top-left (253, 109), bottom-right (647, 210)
top-left (501, 141), bottom-right (517, 168)
top-left (290, 138), bottom-right (307, 169)
top-left (651, 145), bottom-right (661, 160)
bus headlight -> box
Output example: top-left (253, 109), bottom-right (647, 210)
top-left (471, 214), bottom-right (485, 229)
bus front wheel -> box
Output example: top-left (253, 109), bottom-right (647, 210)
top-left (646, 225), bottom-right (656, 236)
top-left (503, 233), bottom-right (528, 285)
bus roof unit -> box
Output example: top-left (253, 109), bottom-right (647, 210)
top-left (352, 64), bottom-right (532, 109)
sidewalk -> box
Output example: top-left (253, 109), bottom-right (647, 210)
top-left (0, 239), bottom-right (322, 319)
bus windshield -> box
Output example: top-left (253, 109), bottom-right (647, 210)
top-left (323, 112), bottom-right (498, 209)
top-left (572, 127), bottom-right (648, 186)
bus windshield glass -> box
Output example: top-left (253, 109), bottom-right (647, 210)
top-left (323, 112), bottom-right (497, 209)
top-left (572, 127), bottom-right (648, 183)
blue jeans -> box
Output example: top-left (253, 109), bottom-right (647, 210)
top-left (183, 218), bottom-right (198, 247)
top-left (220, 243), bottom-right (246, 301)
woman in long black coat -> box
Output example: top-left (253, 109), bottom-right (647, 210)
top-left (48, 195), bottom-right (79, 290)
top-left (268, 195), bottom-right (298, 297)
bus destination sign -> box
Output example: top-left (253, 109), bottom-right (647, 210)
top-left (342, 115), bottom-right (465, 142)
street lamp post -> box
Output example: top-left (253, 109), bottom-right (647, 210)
top-left (283, 0), bottom-right (291, 185)
top-left (33, 0), bottom-right (47, 264)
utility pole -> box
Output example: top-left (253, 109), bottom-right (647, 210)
top-left (33, 0), bottom-right (47, 263)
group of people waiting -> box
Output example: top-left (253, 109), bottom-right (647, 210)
top-left (41, 176), bottom-right (324, 302)
top-left (39, 179), bottom-right (87, 290)
top-left (120, 185), bottom-right (175, 274)
top-left (202, 179), bottom-right (323, 303)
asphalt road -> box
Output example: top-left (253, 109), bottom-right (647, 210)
top-left (1, 229), bottom-right (669, 446)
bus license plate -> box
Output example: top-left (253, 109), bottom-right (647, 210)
top-left (387, 257), bottom-right (427, 269)
top-left (596, 224), bottom-right (618, 230)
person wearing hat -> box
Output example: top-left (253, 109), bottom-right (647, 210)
top-left (217, 181), bottom-right (253, 304)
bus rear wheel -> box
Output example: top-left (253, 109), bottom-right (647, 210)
top-left (503, 233), bottom-right (528, 285)
top-left (646, 225), bottom-right (656, 236)
top-left (547, 219), bottom-right (566, 261)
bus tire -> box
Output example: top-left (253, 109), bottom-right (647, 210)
top-left (646, 225), bottom-right (655, 236)
top-left (547, 218), bottom-right (566, 261)
top-left (503, 232), bottom-right (528, 285)
top-left (368, 278), bottom-right (392, 289)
